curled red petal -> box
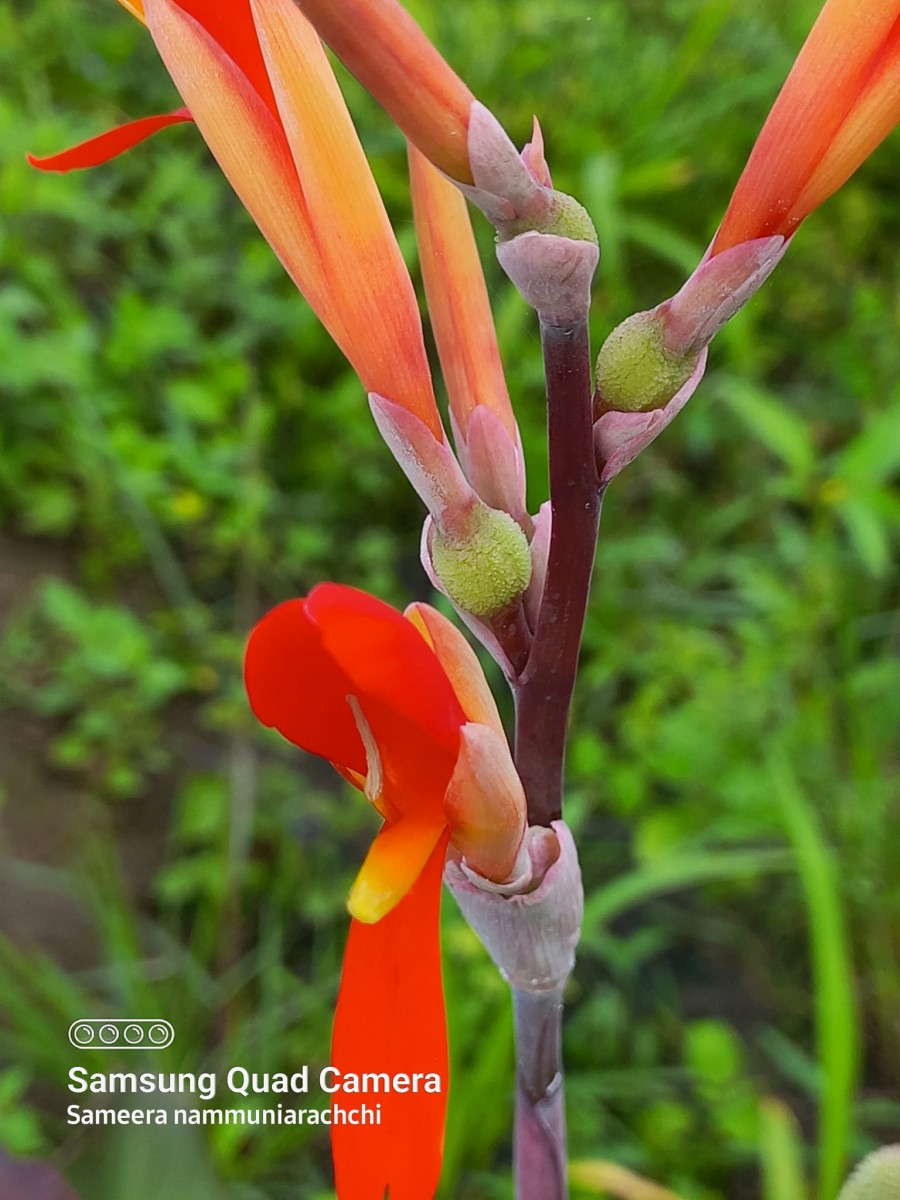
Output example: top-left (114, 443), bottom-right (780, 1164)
top-left (331, 834), bottom-right (449, 1200)
top-left (307, 584), bottom-right (465, 807)
top-left (244, 597), bottom-right (367, 775)
top-left (244, 585), bottom-right (465, 816)
top-left (27, 107), bottom-right (192, 172)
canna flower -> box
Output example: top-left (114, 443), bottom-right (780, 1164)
top-left (244, 583), bottom-right (527, 1198)
top-left (714, 0), bottom-right (900, 255)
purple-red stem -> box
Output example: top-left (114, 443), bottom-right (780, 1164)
top-left (509, 316), bottom-right (600, 1200)
top-left (514, 317), bottom-right (601, 826)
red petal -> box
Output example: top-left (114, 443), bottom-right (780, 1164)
top-left (148, 0), bottom-right (279, 116)
top-left (27, 107), bottom-right (192, 172)
top-left (307, 584), bottom-right (464, 749)
top-left (331, 834), bottom-right (449, 1200)
top-left (244, 585), bottom-right (466, 816)
top-left (307, 584), bottom-right (465, 810)
top-left (244, 597), bottom-right (367, 775)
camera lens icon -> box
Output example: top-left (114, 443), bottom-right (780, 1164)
top-left (68, 1019), bottom-right (174, 1050)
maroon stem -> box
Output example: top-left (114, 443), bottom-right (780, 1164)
top-left (507, 316), bottom-right (600, 1200)
top-left (514, 317), bottom-right (601, 826)
top-left (513, 988), bottom-right (567, 1200)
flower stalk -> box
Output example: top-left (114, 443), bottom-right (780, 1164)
top-left (514, 318), bottom-right (601, 826)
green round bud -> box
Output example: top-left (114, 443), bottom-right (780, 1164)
top-left (502, 189), bottom-right (599, 246)
top-left (542, 190), bottom-right (599, 245)
top-left (432, 506), bottom-right (532, 618)
top-left (595, 311), bottom-right (699, 413)
top-left (839, 1147), bottom-right (900, 1200)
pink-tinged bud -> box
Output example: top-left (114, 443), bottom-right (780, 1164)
top-left (523, 501), bottom-right (551, 631)
top-left (592, 232), bottom-right (787, 476)
top-left (594, 349), bottom-right (708, 485)
top-left (445, 821), bottom-right (583, 993)
top-left (368, 393), bottom-right (476, 536)
top-left (454, 406), bottom-right (530, 533)
top-left (443, 723), bottom-right (527, 884)
top-left (839, 1146), bottom-right (900, 1200)
top-left (460, 103), bottom-right (600, 322)
top-left (521, 117), bottom-right (552, 189)
top-left (462, 104), bottom-right (598, 243)
top-left (714, 0), bottom-right (900, 255)
top-left (497, 229), bottom-right (599, 327)
top-left (595, 236), bottom-right (786, 417)
top-left (661, 235), bottom-right (789, 355)
top-left (292, 0), bottom-right (476, 183)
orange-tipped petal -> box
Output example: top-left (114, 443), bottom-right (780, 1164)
top-left (294, 0), bottom-right (475, 183)
top-left (27, 108), bottom-right (191, 172)
top-left (409, 144), bottom-right (517, 441)
top-left (251, 0), bottom-right (441, 436)
top-left (348, 815), bottom-right (447, 922)
top-left (116, 0), bottom-right (146, 21)
top-left (144, 0), bottom-right (345, 344)
top-left (405, 602), bottom-right (504, 735)
top-left (443, 723), bottom-right (525, 883)
top-left (332, 835), bottom-right (449, 1200)
top-left (715, 0), bottom-right (900, 252)
top-left (793, 21), bottom-right (900, 221)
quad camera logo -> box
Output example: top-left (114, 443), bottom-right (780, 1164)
top-left (68, 1019), bottom-right (174, 1050)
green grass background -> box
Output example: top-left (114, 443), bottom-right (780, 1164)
top-left (1, 0), bottom-right (899, 1197)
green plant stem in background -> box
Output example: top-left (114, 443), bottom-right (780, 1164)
top-left (772, 756), bottom-right (860, 1200)
top-left (759, 1097), bottom-right (808, 1200)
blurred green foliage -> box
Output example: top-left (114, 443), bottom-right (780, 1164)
top-left (1, 0), bottom-right (899, 1198)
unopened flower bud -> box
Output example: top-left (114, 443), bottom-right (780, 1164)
top-left (431, 503), bottom-right (532, 618)
top-left (839, 1147), bottom-right (900, 1200)
top-left (595, 310), bottom-right (701, 414)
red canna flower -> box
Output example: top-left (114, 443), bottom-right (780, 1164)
top-left (244, 584), bottom-right (526, 1198)
top-left (714, 0), bottom-right (900, 255)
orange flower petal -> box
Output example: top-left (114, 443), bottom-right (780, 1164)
top-left (144, 0), bottom-right (345, 344)
top-left (332, 834), bottom-right (449, 1200)
top-left (793, 20), bottom-right (900, 221)
top-left (294, 0), bottom-right (475, 183)
top-left (405, 602), bottom-right (504, 735)
top-left (250, 0), bottom-right (442, 436)
top-left (116, 0), bottom-right (146, 23)
top-left (27, 108), bottom-right (191, 172)
top-left (348, 815), bottom-right (447, 922)
top-left (715, 0), bottom-right (900, 252)
top-left (409, 144), bottom-right (517, 441)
